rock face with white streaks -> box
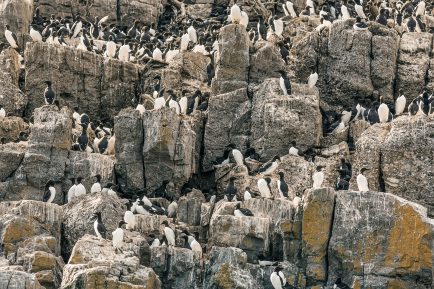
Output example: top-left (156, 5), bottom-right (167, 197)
top-left (328, 191), bottom-right (434, 289)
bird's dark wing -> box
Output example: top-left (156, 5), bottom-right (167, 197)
top-left (98, 222), bottom-right (107, 238)
top-left (257, 161), bottom-right (272, 173)
top-left (240, 208), bottom-right (254, 216)
top-left (42, 189), bottom-right (50, 202)
top-left (44, 89), bottom-right (55, 104)
top-left (98, 138), bottom-right (108, 153)
top-left (280, 182), bottom-right (289, 197)
top-left (284, 77), bottom-right (291, 95)
top-left (11, 32), bottom-right (19, 48)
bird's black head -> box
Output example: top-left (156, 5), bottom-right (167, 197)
top-left (356, 16), bottom-right (362, 22)
top-left (46, 180), bottom-right (55, 187)
top-left (274, 265), bottom-right (283, 272)
top-left (45, 80), bottom-right (52, 86)
top-left (265, 177), bottom-right (272, 184)
top-left (162, 180), bottom-right (170, 185)
top-left (316, 165), bottom-right (324, 172)
top-left (291, 140), bottom-right (297, 146)
top-left (278, 171), bottom-right (284, 178)
top-left (118, 220), bottom-right (127, 227)
top-left (70, 178), bottom-right (75, 183)
top-left (5, 24), bottom-right (10, 30)
top-left (272, 155), bottom-right (281, 162)
top-left (94, 174), bottom-right (101, 182)
top-left (245, 186), bottom-right (251, 191)
top-left (360, 168), bottom-right (369, 174)
top-left (77, 176), bottom-right (83, 183)
top-left (235, 203), bottom-right (241, 209)
top-left (229, 176), bottom-right (236, 182)
top-left (226, 143), bottom-right (236, 149)
top-left (161, 220), bottom-right (169, 226)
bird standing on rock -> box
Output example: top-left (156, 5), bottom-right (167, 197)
top-left (224, 177), bottom-right (237, 201)
top-left (279, 70), bottom-right (291, 96)
top-left (92, 212), bottom-right (107, 240)
top-left (91, 174), bottom-right (102, 193)
top-left (270, 266), bottom-right (286, 289)
top-left (112, 220), bottom-right (127, 252)
top-left (258, 177), bottom-right (272, 198)
top-left (234, 203), bottom-right (254, 217)
top-left (44, 81), bottom-right (55, 105)
top-left (43, 180), bottom-right (56, 203)
top-left (277, 172), bottom-right (289, 198)
top-left (357, 168), bottom-right (370, 192)
top-left (162, 220), bottom-right (175, 246)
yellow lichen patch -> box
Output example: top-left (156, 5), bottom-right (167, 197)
top-left (385, 203), bottom-right (432, 273)
top-left (214, 263), bottom-right (236, 289)
top-left (386, 279), bottom-right (409, 289)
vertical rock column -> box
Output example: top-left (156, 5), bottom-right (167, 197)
top-left (203, 24), bottom-right (251, 171)
top-left (114, 108), bottom-right (144, 195)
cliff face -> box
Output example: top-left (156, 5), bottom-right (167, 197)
top-left (0, 2), bottom-right (434, 289)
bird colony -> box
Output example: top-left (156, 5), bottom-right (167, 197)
top-left (0, 0), bottom-right (434, 288)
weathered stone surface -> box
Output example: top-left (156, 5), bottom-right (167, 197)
top-left (20, 105), bottom-right (72, 188)
top-left (0, 0), bottom-right (33, 46)
top-left (119, 0), bottom-right (166, 26)
top-left (212, 24), bottom-right (250, 94)
top-left (249, 43), bottom-right (286, 84)
top-left (250, 80), bottom-right (321, 159)
top-left (203, 88), bottom-right (251, 172)
top-left (25, 43), bottom-right (141, 123)
top-left (381, 116), bottom-right (434, 216)
top-left (65, 151), bottom-right (116, 195)
top-left (177, 189), bottom-right (206, 225)
top-left (185, 4), bottom-right (213, 19)
top-left (0, 143), bottom-right (26, 182)
top-left (328, 191), bottom-right (434, 288)
top-left (350, 122), bottom-right (391, 192)
top-left (115, 109), bottom-right (144, 195)
top-left (0, 73), bottom-right (27, 118)
top-left (302, 188), bottom-right (335, 285)
top-left (397, 33), bottom-right (432, 98)
top-left (143, 108), bottom-right (203, 191)
top-left (0, 117), bottom-right (29, 143)
top-left (0, 270), bottom-right (44, 289)
top-left (63, 234), bottom-right (161, 289)
top-left (0, 47), bottom-right (21, 87)
top-left (62, 194), bottom-right (127, 259)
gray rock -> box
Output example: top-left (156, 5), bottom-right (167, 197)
top-left (249, 43), bottom-right (286, 84)
top-left (0, 0), bottom-right (33, 46)
top-left (203, 88), bottom-right (251, 172)
top-left (0, 143), bottom-right (26, 182)
top-left (328, 191), bottom-right (434, 289)
top-left (0, 270), bottom-right (44, 289)
top-left (21, 106), bottom-right (72, 188)
top-left (114, 108), bottom-right (144, 195)
top-left (0, 72), bottom-right (27, 118)
top-left (24, 43), bottom-right (141, 122)
top-left (212, 24), bottom-right (250, 94)
top-left (177, 189), bottom-right (206, 225)
top-left (250, 80), bottom-right (321, 159)
top-left (0, 117), bottom-right (29, 144)
top-left (0, 48), bottom-right (21, 87)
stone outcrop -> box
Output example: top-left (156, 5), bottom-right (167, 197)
top-left (114, 108), bottom-right (145, 195)
top-left (0, 117), bottom-right (29, 143)
top-left (0, 0), bottom-right (33, 46)
top-left (328, 191), bottom-right (434, 288)
top-left (20, 105), bottom-right (72, 188)
top-left (25, 43), bottom-right (141, 123)
top-left (0, 143), bottom-right (26, 182)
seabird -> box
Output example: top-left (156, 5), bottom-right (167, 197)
top-left (279, 70), bottom-right (291, 96)
top-left (124, 209), bottom-right (136, 230)
top-left (67, 178), bottom-right (76, 203)
top-left (354, 0), bottom-right (367, 19)
top-left (312, 166), bottom-right (325, 188)
top-left (270, 266), bottom-right (286, 289)
top-left (230, 4), bottom-right (242, 24)
top-left (152, 180), bottom-right (169, 198)
top-left (307, 72), bottom-right (318, 88)
top-left (187, 90), bottom-right (201, 115)
top-left (118, 40), bottom-right (130, 62)
top-left (257, 16), bottom-right (267, 40)
top-left (288, 141), bottom-right (299, 156)
top-left (0, 105), bottom-right (5, 119)
top-left (92, 212), bottom-right (107, 239)
top-left (244, 187), bottom-right (253, 201)
top-left (240, 9), bottom-right (249, 27)
top-left (234, 203), bottom-right (254, 217)
top-left (257, 177), bottom-right (272, 198)
top-left (43, 180), bottom-right (56, 203)
top-left (334, 278), bottom-right (351, 289)
top-left (149, 234), bottom-right (160, 248)
top-left (395, 89), bottom-right (406, 115)
top-left (257, 155), bottom-right (281, 175)
top-left (105, 35), bottom-right (117, 58)
top-left (168, 93), bottom-right (180, 115)
top-left (378, 97), bottom-right (390, 123)
top-left (277, 172), bottom-right (289, 198)
top-left (90, 174), bottom-right (102, 193)
top-left (408, 98), bottom-right (419, 116)
top-left (75, 177), bottom-right (86, 197)
top-left (44, 81), bottom-right (55, 105)
top-left (336, 170), bottom-right (350, 190)
top-left (286, 1), bottom-right (298, 17)
top-left (167, 200), bottom-right (178, 218)
top-left (179, 93), bottom-right (188, 114)
top-left (357, 168), bottom-right (369, 191)
top-left (224, 177), bottom-right (238, 201)
top-left (154, 93), bottom-right (166, 110)
top-left (112, 220), bottom-right (127, 251)
top-left (135, 200), bottom-right (150, 215)
top-left (4, 25), bottom-right (19, 49)
top-left (341, 4), bottom-right (351, 20)
top-left (353, 17), bottom-right (369, 31)
top-left (30, 24), bottom-right (43, 42)
top-left (161, 220), bottom-right (175, 246)
top-left (226, 143), bottom-right (244, 166)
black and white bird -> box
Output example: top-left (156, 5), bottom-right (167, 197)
top-left (92, 212), bottom-right (107, 239)
top-left (270, 266), bottom-right (286, 289)
top-left (288, 141), bottom-right (299, 156)
top-left (234, 203), bottom-right (254, 217)
top-left (148, 234), bottom-right (160, 248)
top-left (353, 16), bottom-right (369, 31)
top-left (279, 70), bottom-right (291, 96)
top-left (334, 278), bottom-right (351, 289)
top-left (408, 98), bottom-right (419, 116)
top-left (230, 4), bottom-right (242, 24)
top-left (0, 105), bottom-right (5, 119)
top-left (224, 177), bottom-right (238, 201)
top-left (152, 180), bottom-right (169, 198)
top-left (395, 89), bottom-right (406, 115)
top-left (67, 178), bottom-right (76, 203)
top-left (112, 220), bottom-right (127, 251)
top-left (277, 172), bottom-right (289, 198)
top-left (30, 24), bottom-right (43, 42)
top-left (42, 180), bottom-right (56, 203)
top-left (4, 25), bottom-right (19, 49)
top-left (44, 81), bottom-right (55, 105)
top-left (167, 200), bottom-right (178, 218)
top-left (123, 208), bottom-right (136, 230)
top-left (257, 16), bottom-right (267, 40)
top-left (226, 143), bottom-right (244, 166)
top-left (90, 174), bottom-right (102, 193)
top-left (312, 166), bottom-right (325, 188)
top-left (162, 220), bottom-right (175, 246)
top-left (75, 176), bottom-right (86, 197)
top-left (244, 187), bottom-right (253, 201)
top-left (257, 156), bottom-right (281, 175)
top-left (357, 168), bottom-right (369, 192)
top-left (257, 177), bottom-right (272, 198)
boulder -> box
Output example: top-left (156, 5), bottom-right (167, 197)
top-left (0, 47), bottom-right (21, 86)
top-left (0, 116), bottom-right (29, 143)
top-left (143, 108), bottom-right (201, 191)
top-left (328, 191), bottom-right (434, 288)
top-left (185, 4), bottom-right (213, 19)
top-left (249, 43), bottom-right (286, 83)
top-left (0, 72), bottom-right (27, 118)
top-left (61, 194), bottom-right (127, 259)
top-left (212, 24), bottom-right (250, 94)
top-left (20, 106), bottom-right (72, 188)
top-left (119, 0), bottom-right (166, 26)
top-left (302, 188), bottom-right (335, 286)
top-left (397, 33), bottom-right (432, 98)
top-left (177, 189), bottom-right (206, 225)
top-left (25, 43), bottom-right (141, 123)
top-left (250, 80), bottom-right (321, 159)
top-left (0, 143), bottom-right (26, 182)
top-left (203, 88), bottom-right (251, 172)
top-left (114, 109), bottom-right (144, 195)
top-left (0, 270), bottom-right (44, 289)
top-left (63, 234), bottom-right (161, 289)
